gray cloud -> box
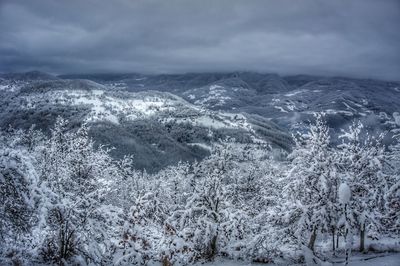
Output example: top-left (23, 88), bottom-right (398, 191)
top-left (0, 0), bottom-right (399, 80)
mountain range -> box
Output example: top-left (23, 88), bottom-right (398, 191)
top-left (1, 71), bottom-right (399, 171)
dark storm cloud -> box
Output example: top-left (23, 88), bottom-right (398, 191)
top-left (0, 0), bottom-right (399, 80)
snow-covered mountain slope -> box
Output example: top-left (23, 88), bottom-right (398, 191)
top-left (177, 76), bottom-right (399, 132)
top-left (14, 87), bottom-right (258, 133)
top-left (267, 78), bottom-right (400, 143)
top-left (72, 72), bottom-right (398, 141)
top-left (64, 72), bottom-right (399, 126)
top-left (0, 75), bottom-right (291, 171)
top-left (181, 78), bottom-right (257, 110)
top-left (2, 71), bottom-right (399, 168)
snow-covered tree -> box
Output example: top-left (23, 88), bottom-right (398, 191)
top-left (0, 148), bottom-right (42, 264)
top-left (115, 192), bottom-right (166, 265)
top-left (33, 117), bottom-right (122, 264)
top-left (285, 114), bottom-right (339, 252)
top-left (1, 114), bottom-right (398, 265)
top-left (338, 121), bottom-right (387, 252)
top-left (382, 130), bottom-right (400, 235)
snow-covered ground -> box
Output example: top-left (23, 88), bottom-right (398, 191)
top-left (192, 253), bottom-right (400, 265)
top-left (331, 253), bottom-right (400, 266)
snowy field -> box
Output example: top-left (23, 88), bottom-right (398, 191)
top-left (194, 253), bottom-right (400, 265)
top-left (331, 253), bottom-right (400, 266)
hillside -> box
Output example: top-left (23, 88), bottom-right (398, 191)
top-left (0, 73), bottom-right (292, 171)
top-left (61, 71), bottom-right (400, 140)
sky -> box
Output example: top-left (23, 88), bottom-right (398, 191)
top-left (0, 0), bottom-right (399, 80)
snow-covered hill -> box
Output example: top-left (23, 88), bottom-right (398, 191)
top-left (61, 72), bottom-right (400, 136)
top-left (1, 71), bottom-right (399, 169)
top-left (0, 75), bottom-right (291, 171)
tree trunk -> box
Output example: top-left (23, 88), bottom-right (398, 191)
top-left (162, 256), bottom-right (172, 266)
top-left (206, 234), bottom-right (218, 260)
top-left (308, 228), bottom-right (317, 251)
top-left (360, 224), bottom-right (365, 253)
top-left (345, 228), bottom-right (351, 265)
top-left (332, 227), bottom-right (336, 254)
top-left (336, 232), bottom-right (339, 249)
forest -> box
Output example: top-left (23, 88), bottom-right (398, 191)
top-left (0, 114), bottom-right (399, 265)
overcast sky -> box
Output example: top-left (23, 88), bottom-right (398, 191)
top-left (0, 0), bottom-right (399, 80)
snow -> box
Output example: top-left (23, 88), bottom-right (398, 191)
top-left (286, 102), bottom-right (296, 111)
top-left (187, 143), bottom-right (212, 151)
top-left (70, 92), bottom-right (120, 123)
top-left (14, 88), bottom-right (254, 133)
top-left (339, 183), bottom-right (351, 204)
top-left (0, 84), bottom-right (17, 92)
top-left (92, 89), bottom-right (104, 96)
top-left (393, 112), bottom-right (400, 126)
top-left (325, 109), bottom-right (354, 116)
top-left (193, 84), bottom-right (232, 107)
top-left (209, 85), bottom-right (224, 91)
top-left (161, 110), bottom-right (253, 132)
top-left (194, 116), bottom-right (228, 129)
top-left (274, 106), bottom-right (288, 113)
top-left (193, 258), bottom-right (261, 265)
top-left (162, 116), bottom-right (229, 129)
top-left (191, 253), bottom-right (400, 265)
top-left (284, 89), bottom-right (308, 97)
top-left (22, 90), bottom-right (180, 124)
top-left (332, 253), bottom-right (400, 266)
top-left (342, 102), bottom-right (357, 112)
